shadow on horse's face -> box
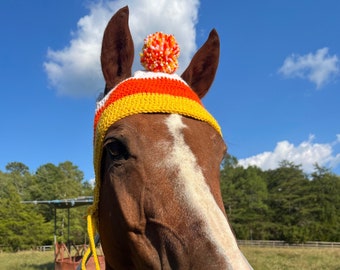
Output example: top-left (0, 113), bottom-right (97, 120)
top-left (99, 113), bottom-right (228, 269)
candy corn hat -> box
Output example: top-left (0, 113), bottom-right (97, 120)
top-left (82, 32), bottom-right (221, 270)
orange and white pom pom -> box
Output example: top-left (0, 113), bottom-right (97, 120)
top-left (140, 32), bottom-right (180, 74)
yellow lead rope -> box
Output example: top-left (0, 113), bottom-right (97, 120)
top-left (82, 215), bottom-right (100, 270)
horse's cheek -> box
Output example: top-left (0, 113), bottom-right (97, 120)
top-left (109, 164), bottom-right (146, 227)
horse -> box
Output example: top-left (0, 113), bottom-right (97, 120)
top-left (83, 5), bottom-right (253, 270)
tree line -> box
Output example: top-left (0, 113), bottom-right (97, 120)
top-left (220, 155), bottom-right (340, 244)
top-left (0, 157), bottom-right (339, 251)
top-left (0, 161), bottom-right (92, 251)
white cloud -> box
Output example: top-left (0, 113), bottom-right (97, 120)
top-left (278, 48), bottom-right (339, 89)
top-left (239, 134), bottom-right (340, 173)
top-left (87, 178), bottom-right (95, 187)
top-left (44, 0), bottom-right (199, 97)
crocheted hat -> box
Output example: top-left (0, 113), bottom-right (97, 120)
top-left (83, 32), bottom-right (222, 270)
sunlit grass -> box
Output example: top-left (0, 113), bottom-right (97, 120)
top-left (0, 250), bottom-right (54, 270)
top-left (241, 246), bottom-right (340, 270)
top-left (0, 247), bottom-right (339, 269)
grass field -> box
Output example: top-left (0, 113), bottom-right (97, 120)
top-left (0, 250), bottom-right (54, 270)
top-left (0, 247), bottom-right (339, 269)
top-left (241, 246), bottom-right (340, 270)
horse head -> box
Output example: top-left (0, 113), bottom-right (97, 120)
top-left (85, 6), bottom-right (252, 270)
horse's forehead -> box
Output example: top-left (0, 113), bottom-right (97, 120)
top-left (115, 113), bottom-right (222, 142)
top-left (106, 114), bottom-right (170, 140)
top-left (109, 113), bottom-right (225, 165)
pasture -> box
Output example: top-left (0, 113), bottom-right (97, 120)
top-left (242, 246), bottom-right (340, 270)
top-left (0, 246), bottom-right (339, 270)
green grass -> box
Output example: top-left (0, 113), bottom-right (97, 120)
top-left (0, 250), bottom-right (54, 270)
top-left (0, 247), bottom-right (339, 269)
top-left (241, 246), bottom-right (340, 270)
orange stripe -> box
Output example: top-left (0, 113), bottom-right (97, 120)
top-left (94, 77), bottom-right (202, 129)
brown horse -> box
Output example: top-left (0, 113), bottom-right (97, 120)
top-left (88, 6), bottom-right (253, 270)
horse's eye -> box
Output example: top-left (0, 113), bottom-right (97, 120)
top-left (105, 140), bottom-right (129, 160)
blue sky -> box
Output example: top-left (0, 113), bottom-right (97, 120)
top-left (1, 0), bottom-right (339, 182)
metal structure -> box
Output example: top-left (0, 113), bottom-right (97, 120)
top-left (22, 197), bottom-right (105, 270)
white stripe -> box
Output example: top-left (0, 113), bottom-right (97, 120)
top-left (165, 114), bottom-right (252, 269)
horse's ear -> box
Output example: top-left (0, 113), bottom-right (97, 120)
top-left (181, 29), bottom-right (220, 99)
top-left (101, 6), bottom-right (134, 95)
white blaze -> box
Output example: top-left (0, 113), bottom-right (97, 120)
top-left (164, 114), bottom-right (253, 269)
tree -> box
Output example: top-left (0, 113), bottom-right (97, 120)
top-left (220, 155), bottom-right (269, 240)
top-left (309, 164), bottom-right (340, 241)
top-left (4, 162), bottom-right (33, 200)
top-left (5, 162), bottom-right (29, 175)
top-left (28, 162), bottom-right (85, 220)
top-left (0, 171), bottom-right (50, 251)
top-left (0, 161), bottom-right (93, 250)
top-left (264, 160), bottom-right (312, 243)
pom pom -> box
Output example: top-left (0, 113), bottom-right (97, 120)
top-left (140, 32), bottom-right (180, 74)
